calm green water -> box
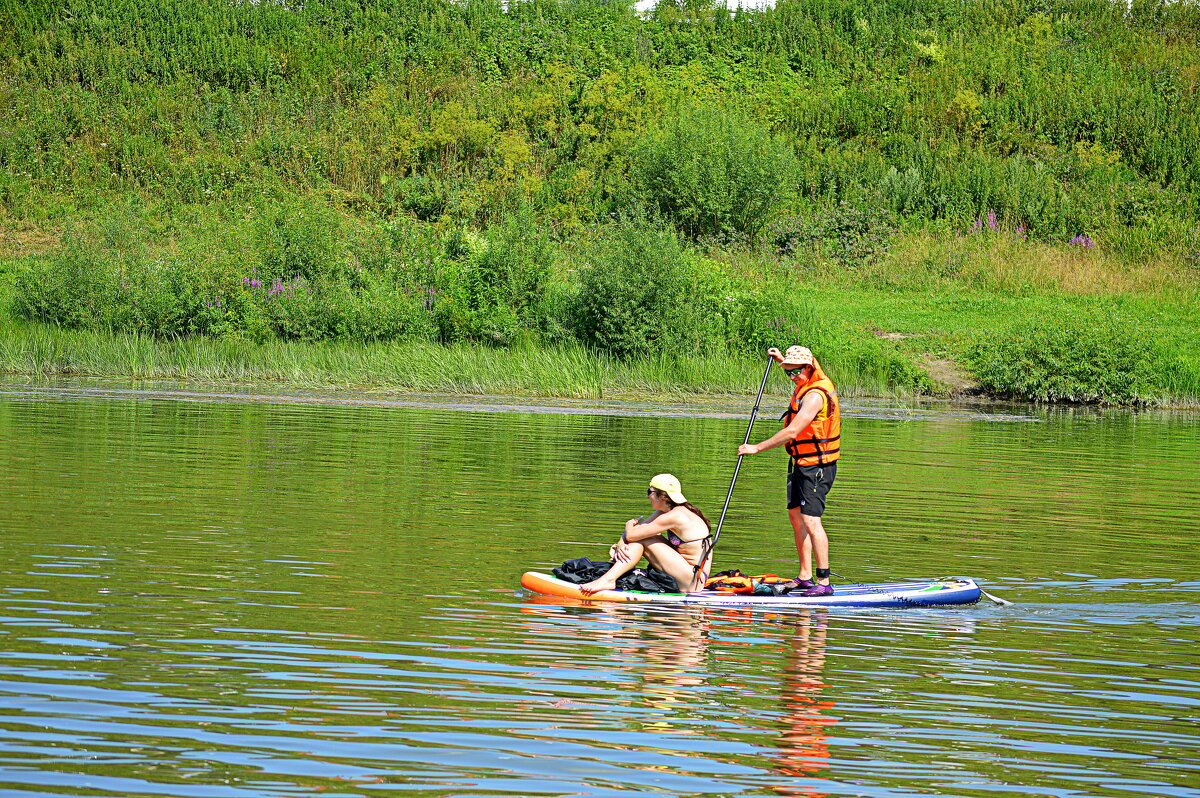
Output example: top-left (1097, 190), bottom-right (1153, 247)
top-left (1, 382), bottom-right (1198, 798)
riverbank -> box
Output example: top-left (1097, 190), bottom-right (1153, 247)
top-left (4, 278), bottom-right (1197, 409)
top-left (0, 315), bottom-right (857, 401)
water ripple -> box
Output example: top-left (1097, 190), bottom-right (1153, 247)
top-left (2, 387), bottom-right (1199, 797)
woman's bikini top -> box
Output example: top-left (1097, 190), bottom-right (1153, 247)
top-left (666, 528), bottom-right (711, 551)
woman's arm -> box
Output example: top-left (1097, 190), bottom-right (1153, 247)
top-left (622, 509), bottom-right (676, 543)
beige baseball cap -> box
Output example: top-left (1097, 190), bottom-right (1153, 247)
top-left (649, 473), bottom-right (687, 504)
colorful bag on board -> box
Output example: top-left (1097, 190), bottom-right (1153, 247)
top-left (704, 570), bottom-right (796, 595)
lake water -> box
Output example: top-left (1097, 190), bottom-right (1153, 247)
top-left (1, 380), bottom-right (1198, 798)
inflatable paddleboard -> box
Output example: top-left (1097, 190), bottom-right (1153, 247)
top-left (521, 571), bottom-right (982, 608)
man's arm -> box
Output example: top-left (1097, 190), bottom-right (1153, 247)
top-left (737, 391), bottom-right (823, 456)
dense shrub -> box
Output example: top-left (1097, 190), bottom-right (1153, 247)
top-left (573, 218), bottom-right (720, 359)
top-left (963, 311), bottom-right (1158, 404)
top-left (253, 202), bottom-right (346, 285)
top-left (719, 290), bottom-right (826, 356)
top-left (13, 222), bottom-right (438, 343)
top-left (768, 202), bottom-right (897, 269)
top-left (248, 273), bottom-right (438, 343)
top-left (434, 209), bottom-right (554, 344)
top-left (632, 106), bottom-right (801, 242)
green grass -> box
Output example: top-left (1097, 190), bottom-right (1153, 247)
top-left (0, 316), bottom-right (760, 399)
top-left (4, 220), bottom-right (1198, 408)
top-left (4, 283), bottom-right (1197, 408)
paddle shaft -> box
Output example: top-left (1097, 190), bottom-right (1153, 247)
top-left (707, 356), bottom-right (775, 560)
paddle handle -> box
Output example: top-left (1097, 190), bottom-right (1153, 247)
top-left (707, 355), bottom-right (774, 557)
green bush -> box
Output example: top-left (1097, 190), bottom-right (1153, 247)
top-left (12, 221), bottom-right (438, 344)
top-left (963, 311), bottom-right (1159, 404)
top-left (632, 106), bottom-right (801, 242)
top-left (15, 239), bottom-right (244, 338)
top-left (253, 201), bottom-right (345, 285)
top-left (435, 209), bottom-right (554, 345)
top-left (574, 217), bottom-right (720, 359)
top-left (719, 290), bottom-right (826, 356)
top-left (247, 272), bottom-right (437, 343)
top-left (767, 202), bottom-right (897, 268)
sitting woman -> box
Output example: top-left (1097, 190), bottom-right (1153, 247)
top-left (580, 474), bottom-right (713, 595)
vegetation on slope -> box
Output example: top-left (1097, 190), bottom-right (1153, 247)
top-left (1, 0), bottom-right (1198, 404)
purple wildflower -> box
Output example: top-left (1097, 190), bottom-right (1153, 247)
top-left (422, 286), bottom-right (442, 311)
top-left (1069, 234), bottom-right (1095, 250)
top-left (1016, 223), bottom-right (1027, 240)
top-left (986, 210), bottom-right (998, 231)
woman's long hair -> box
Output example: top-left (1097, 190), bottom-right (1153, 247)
top-left (651, 489), bottom-right (711, 531)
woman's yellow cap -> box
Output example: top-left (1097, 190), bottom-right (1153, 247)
top-left (649, 473), bottom-right (687, 503)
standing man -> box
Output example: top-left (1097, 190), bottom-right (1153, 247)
top-left (737, 345), bottom-right (841, 596)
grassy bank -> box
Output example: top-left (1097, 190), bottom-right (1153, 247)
top-left (4, 254), bottom-right (1197, 407)
top-left (0, 313), bottom-right (919, 401)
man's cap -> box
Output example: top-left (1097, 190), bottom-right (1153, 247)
top-left (782, 346), bottom-right (815, 368)
top-left (649, 473), bottom-right (687, 504)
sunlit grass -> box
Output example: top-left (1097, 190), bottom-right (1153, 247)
top-left (842, 229), bottom-right (1200, 298)
top-left (0, 308), bottom-right (942, 403)
top-left (0, 318), bottom-right (779, 399)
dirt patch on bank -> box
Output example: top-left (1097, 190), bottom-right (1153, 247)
top-left (869, 326), bottom-right (921, 342)
top-left (918, 354), bottom-right (979, 395)
top-left (0, 228), bottom-right (60, 260)
top-left (869, 326), bottom-right (979, 396)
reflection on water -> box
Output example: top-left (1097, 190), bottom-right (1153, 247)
top-left (1, 383), bottom-right (1198, 797)
top-left (774, 612), bottom-right (833, 798)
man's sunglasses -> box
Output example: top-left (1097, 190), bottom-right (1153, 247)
top-left (784, 366), bottom-right (811, 376)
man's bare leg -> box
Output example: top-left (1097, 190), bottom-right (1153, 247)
top-left (789, 507), bottom-right (830, 586)
top-left (789, 507), bottom-right (814, 580)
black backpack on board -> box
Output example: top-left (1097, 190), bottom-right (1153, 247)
top-left (553, 557), bottom-right (679, 593)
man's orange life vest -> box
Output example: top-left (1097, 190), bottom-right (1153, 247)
top-left (782, 361), bottom-right (841, 467)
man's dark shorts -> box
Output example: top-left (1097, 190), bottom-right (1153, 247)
top-left (787, 462), bottom-right (837, 516)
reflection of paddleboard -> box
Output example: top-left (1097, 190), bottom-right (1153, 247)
top-left (520, 571), bottom-right (982, 608)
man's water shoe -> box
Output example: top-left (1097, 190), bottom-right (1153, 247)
top-left (801, 583), bottom-right (834, 597)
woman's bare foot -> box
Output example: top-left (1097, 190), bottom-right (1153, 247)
top-left (579, 577), bottom-right (617, 595)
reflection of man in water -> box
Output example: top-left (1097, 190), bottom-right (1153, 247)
top-left (772, 610), bottom-right (836, 797)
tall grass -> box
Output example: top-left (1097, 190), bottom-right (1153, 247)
top-left (0, 314), bottom-right (931, 400)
